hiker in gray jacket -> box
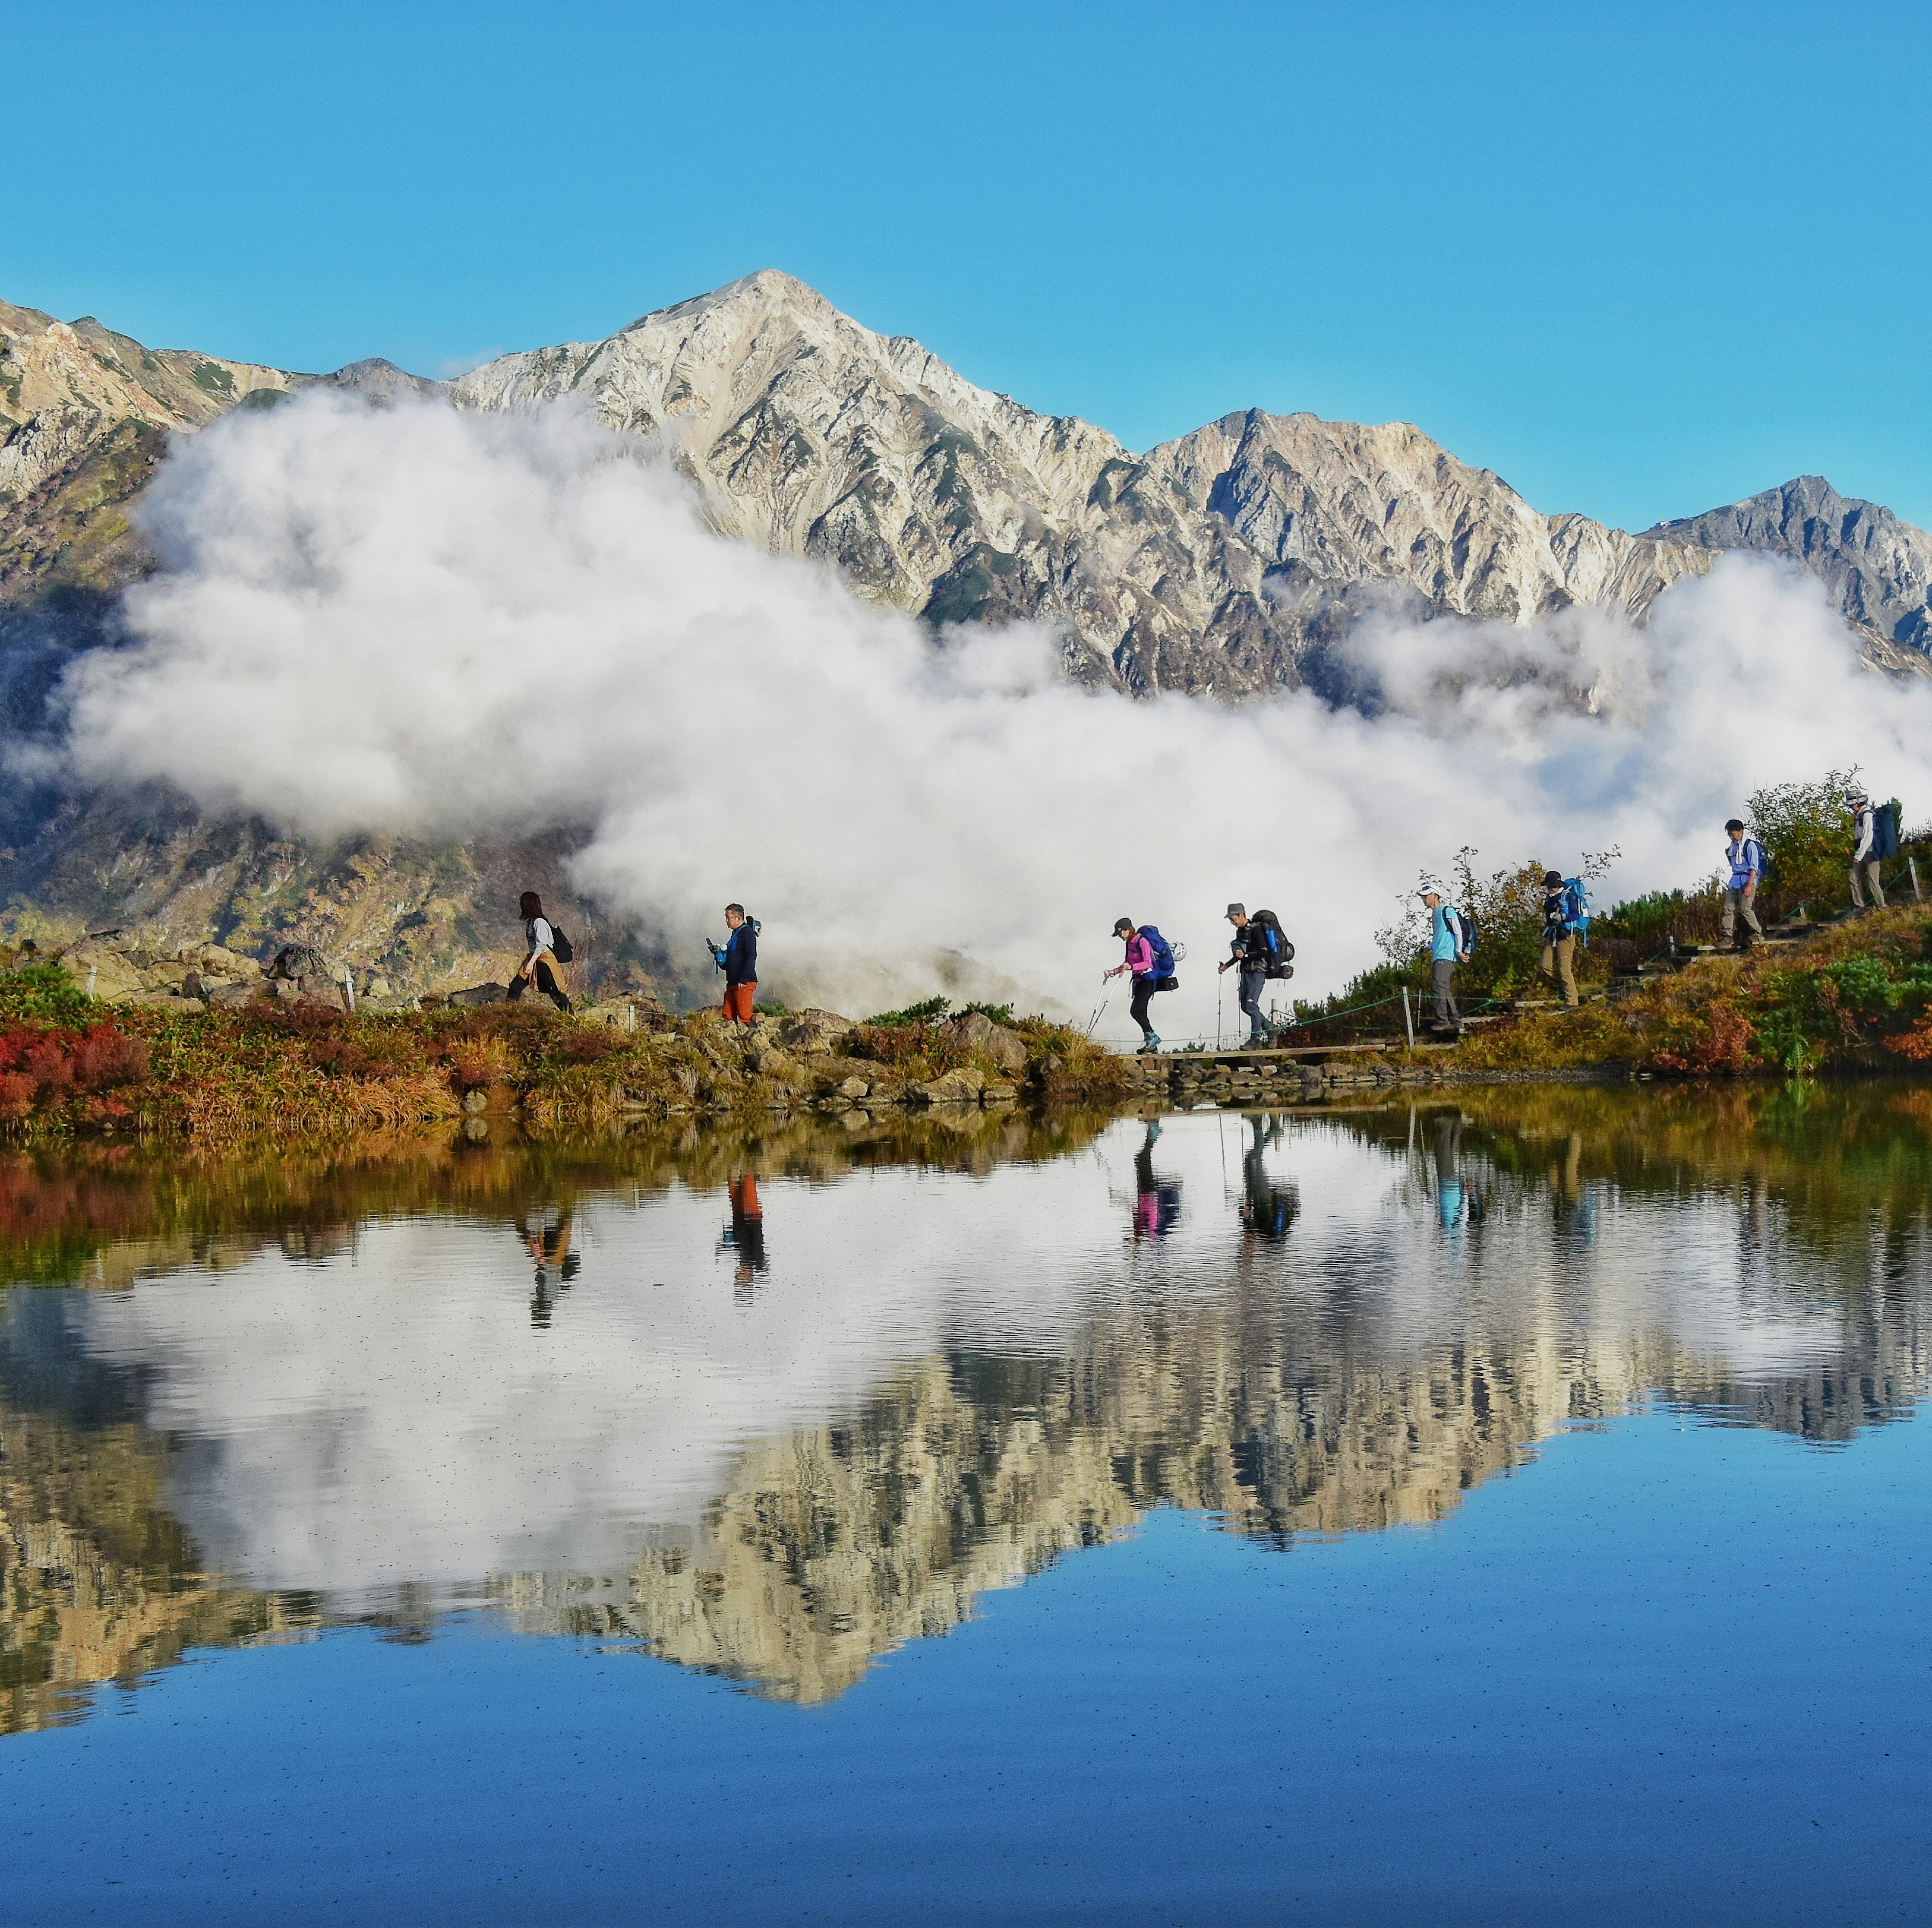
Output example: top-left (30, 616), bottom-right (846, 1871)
top-left (1849, 791), bottom-right (1887, 910)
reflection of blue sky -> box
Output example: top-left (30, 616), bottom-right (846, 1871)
top-left (45, 1112), bottom-right (1931, 1604)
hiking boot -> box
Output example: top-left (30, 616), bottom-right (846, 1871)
top-left (1243, 1035), bottom-right (1271, 1051)
top-left (1140, 1034), bottom-right (1162, 1055)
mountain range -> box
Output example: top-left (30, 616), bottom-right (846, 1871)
top-left (2, 271), bottom-right (1927, 989)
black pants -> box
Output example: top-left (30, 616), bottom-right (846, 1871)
top-left (509, 959), bottom-right (572, 1012)
top-left (1130, 976), bottom-right (1158, 1040)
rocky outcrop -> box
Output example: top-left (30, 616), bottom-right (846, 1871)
top-left (1650, 474), bottom-right (1932, 668)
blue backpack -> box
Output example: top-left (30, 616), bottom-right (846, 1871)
top-left (1873, 800), bottom-right (1902, 859)
top-left (1562, 879), bottom-right (1590, 946)
top-left (1447, 906), bottom-right (1475, 956)
top-left (1140, 925), bottom-right (1177, 985)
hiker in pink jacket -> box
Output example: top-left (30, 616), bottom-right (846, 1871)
top-left (1106, 917), bottom-right (1172, 1054)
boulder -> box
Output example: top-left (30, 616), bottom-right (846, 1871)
top-left (192, 943), bottom-right (259, 977)
top-left (938, 1011), bottom-right (1028, 1073)
top-left (57, 941), bottom-right (146, 1003)
top-left (448, 983), bottom-right (509, 1008)
top-left (833, 1075), bottom-right (870, 1100)
top-left (774, 1008), bottom-right (854, 1055)
top-left (915, 1067), bottom-right (985, 1106)
top-left (268, 943), bottom-right (337, 983)
top-left (207, 983), bottom-right (257, 1009)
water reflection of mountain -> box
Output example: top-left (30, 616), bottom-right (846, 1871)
top-left (3, 1084), bottom-right (1928, 1722)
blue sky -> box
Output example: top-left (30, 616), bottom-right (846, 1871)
top-left (9, 2), bottom-right (1930, 532)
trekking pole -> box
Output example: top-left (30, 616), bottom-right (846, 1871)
top-left (1401, 985), bottom-right (1415, 1052)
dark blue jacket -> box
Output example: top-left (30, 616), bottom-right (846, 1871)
top-left (721, 922), bottom-right (757, 986)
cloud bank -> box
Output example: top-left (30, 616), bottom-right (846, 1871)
top-left (54, 391), bottom-right (1932, 1031)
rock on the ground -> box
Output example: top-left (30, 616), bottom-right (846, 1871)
top-left (916, 1067), bottom-right (985, 1105)
top-left (447, 983), bottom-right (509, 1007)
top-left (774, 1008), bottom-right (855, 1054)
top-left (938, 1011), bottom-right (1028, 1072)
top-left (53, 941), bottom-right (145, 1002)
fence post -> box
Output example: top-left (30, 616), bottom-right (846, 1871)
top-left (1401, 986), bottom-right (1416, 1052)
top-left (1913, 856), bottom-right (1924, 904)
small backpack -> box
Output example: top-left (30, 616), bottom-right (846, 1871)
top-left (1251, 909), bottom-right (1296, 979)
top-left (549, 924), bottom-right (575, 964)
top-left (1447, 906), bottom-right (1475, 957)
top-left (1139, 924), bottom-right (1178, 989)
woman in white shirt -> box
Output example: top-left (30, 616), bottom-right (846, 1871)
top-left (509, 891), bottom-right (573, 1011)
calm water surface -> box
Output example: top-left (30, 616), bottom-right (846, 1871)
top-left (3, 1086), bottom-right (1929, 1923)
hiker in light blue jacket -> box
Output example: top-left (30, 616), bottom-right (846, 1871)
top-left (1422, 890), bottom-right (1470, 1031)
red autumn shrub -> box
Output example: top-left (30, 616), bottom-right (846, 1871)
top-left (0, 1019), bottom-right (151, 1122)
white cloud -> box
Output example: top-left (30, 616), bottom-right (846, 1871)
top-left (54, 390), bottom-right (1932, 1030)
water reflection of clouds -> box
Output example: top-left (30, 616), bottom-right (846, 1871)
top-left (45, 1109), bottom-right (1932, 1623)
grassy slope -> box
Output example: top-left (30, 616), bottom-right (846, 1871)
top-left (1433, 904), bottom-right (1932, 1076)
top-left (0, 986), bottom-right (1130, 1143)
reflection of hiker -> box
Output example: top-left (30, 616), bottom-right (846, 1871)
top-left (510, 891), bottom-right (573, 1012)
top-left (1540, 872), bottom-right (1580, 1009)
top-left (1131, 1121), bottom-right (1182, 1241)
top-left (720, 1171), bottom-right (768, 1295)
top-left (1218, 904), bottom-right (1291, 1048)
top-left (1431, 1112), bottom-right (1467, 1233)
top-left (1422, 890), bottom-right (1470, 1031)
top-left (1240, 1116), bottom-right (1299, 1243)
top-left (1106, 918), bottom-right (1175, 1054)
top-left (517, 1208), bottom-right (580, 1326)
top-left (1722, 819), bottom-right (1764, 950)
top-left (1848, 791), bottom-right (1888, 911)
top-left (709, 904), bottom-right (758, 1027)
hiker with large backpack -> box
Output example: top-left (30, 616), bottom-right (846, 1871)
top-left (1422, 890), bottom-right (1471, 1031)
top-left (1217, 903), bottom-right (1293, 1048)
top-left (709, 903), bottom-right (759, 1027)
top-left (1540, 871), bottom-right (1584, 1009)
top-left (1722, 818), bottom-right (1765, 950)
top-left (1848, 789), bottom-right (1893, 911)
top-left (1106, 917), bottom-right (1177, 1053)
top-left (509, 890), bottom-right (574, 1013)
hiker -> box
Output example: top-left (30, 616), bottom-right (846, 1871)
top-left (1105, 917), bottom-right (1174, 1053)
top-left (1849, 791), bottom-right (1888, 911)
top-left (517, 1207), bottom-right (579, 1327)
top-left (709, 903), bottom-right (758, 1026)
top-left (1540, 871), bottom-right (1580, 1009)
top-left (1239, 1116), bottom-right (1299, 1244)
top-left (1721, 819), bottom-right (1764, 949)
top-left (1131, 1121), bottom-right (1183, 1241)
top-left (509, 891), bottom-right (573, 1012)
top-left (1422, 890), bottom-right (1470, 1031)
top-left (721, 1170), bottom-right (768, 1295)
top-left (1431, 1110), bottom-right (1468, 1234)
top-left (1217, 903), bottom-right (1290, 1048)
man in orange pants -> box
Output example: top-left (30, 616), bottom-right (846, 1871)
top-left (710, 904), bottom-right (758, 1028)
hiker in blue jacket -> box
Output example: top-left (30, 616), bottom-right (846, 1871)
top-left (1422, 890), bottom-right (1470, 1031)
top-left (1722, 819), bottom-right (1764, 950)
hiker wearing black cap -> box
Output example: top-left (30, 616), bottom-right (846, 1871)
top-left (1722, 819), bottom-right (1764, 949)
top-left (1106, 917), bottom-right (1174, 1053)
top-left (1540, 872), bottom-right (1579, 1008)
top-left (1218, 903), bottom-right (1276, 1048)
